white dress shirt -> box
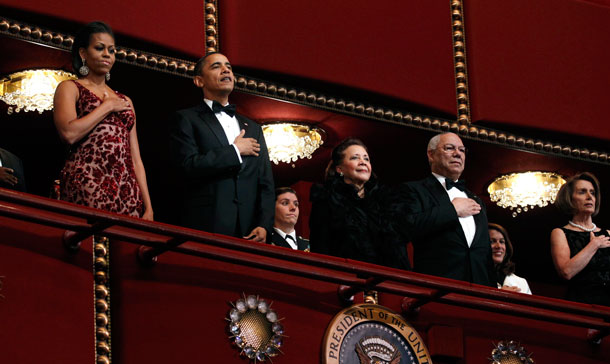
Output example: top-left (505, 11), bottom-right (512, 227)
top-left (273, 227), bottom-right (298, 250)
top-left (204, 99), bottom-right (242, 163)
top-left (432, 173), bottom-right (476, 247)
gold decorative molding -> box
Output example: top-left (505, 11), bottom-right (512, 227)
top-left (204, 0), bottom-right (220, 54)
top-left (1, 16), bottom-right (609, 165)
top-left (450, 0), bottom-right (471, 125)
top-left (232, 73), bottom-right (610, 164)
top-left (93, 236), bottom-right (112, 364)
top-left (0, 17), bottom-right (195, 78)
top-left (0, 17), bottom-right (74, 48)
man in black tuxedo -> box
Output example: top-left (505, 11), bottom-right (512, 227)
top-left (0, 147), bottom-right (26, 192)
top-left (269, 187), bottom-right (309, 251)
top-left (399, 132), bottom-right (495, 286)
top-left (169, 53), bottom-right (274, 242)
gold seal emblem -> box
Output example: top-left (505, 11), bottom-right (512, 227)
top-left (322, 303), bottom-right (432, 364)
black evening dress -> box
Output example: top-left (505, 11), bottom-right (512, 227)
top-left (561, 228), bottom-right (610, 305)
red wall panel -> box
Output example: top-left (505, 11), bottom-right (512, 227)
top-left (0, 217), bottom-right (94, 364)
top-left (0, 0), bottom-right (205, 56)
top-left (467, 0), bottom-right (610, 140)
top-left (219, 1), bottom-right (458, 116)
top-left (5, 0), bottom-right (610, 141)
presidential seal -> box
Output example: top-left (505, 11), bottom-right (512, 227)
top-left (322, 303), bottom-right (432, 364)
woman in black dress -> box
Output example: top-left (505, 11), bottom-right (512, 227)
top-left (309, 138), bottom-right (409, 269)
top-left (550, 172), bottom-right (610, 305)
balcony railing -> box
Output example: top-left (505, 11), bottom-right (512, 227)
top-left (1, 187), bottom-right (609, 341)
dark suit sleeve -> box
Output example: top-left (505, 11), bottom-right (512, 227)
top-left (169, 111), bottom-right (241, 178)
top-left (254, 126), bottom-right (275, 230)
top-left (0, 149), bottom-right (26, 192)
top-left (398, 182), bottom-right (459, 241)
top-left (13, 156), bottom-right (26, 192)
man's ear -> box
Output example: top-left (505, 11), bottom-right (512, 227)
top-left (193, 75), bottom-right (204, 88)
top-left (427, 149), bottom-right (434, 164)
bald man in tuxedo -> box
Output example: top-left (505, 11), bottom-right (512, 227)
top-left (398, 132), bottom-right (495, 286)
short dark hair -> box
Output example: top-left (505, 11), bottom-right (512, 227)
top-left (194, 52), bottom-right (221, 77)
top-left (488, 223), bottom-right (515, 276)
top-left (325, 138), bottom-right (369, 180)
top-left (275, 187), bottom-right (297, 200)
top-left (554, 172), bottom-right (601, 216)
top-left (72, 21), bottom-right (114, 76)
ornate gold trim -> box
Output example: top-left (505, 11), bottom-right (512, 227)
top-left (451, 0), bottom-right (471, 125)
top-left (490, 340), bottom-right (535, 364)
top-left (0, 17), bottom-right (195, 78)
top-left (232, 73), bottom-right (610, 164)
top-left (93, 236), bottom-right (112, 364)
top-left (204, 0), bottom-right (219, 54)
top-left (1, 16), bottom-right (609, 165)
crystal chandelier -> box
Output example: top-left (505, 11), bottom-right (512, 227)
top-left (488, 171), bottom-right (566, 217)
top-left (0, 69), bottom-right (77, 114)
top-left (262, 122), bottom-right (325, 164)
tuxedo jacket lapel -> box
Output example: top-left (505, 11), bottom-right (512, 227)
top-left (197, 103), bottom-right (231, 147)
top-left (236, 115), bottom-right (249, 130)
top-left (424, 175), bottom-right (470, 248)
top-left (424, 175), bottom-right (450, 205)
top-left (235, 115), bottom-right (251, 169)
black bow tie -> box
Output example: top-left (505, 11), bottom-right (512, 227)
top-left (211, 101), bottom-right (236, 117)
top-left (445, 179), bottom-right (466, 192)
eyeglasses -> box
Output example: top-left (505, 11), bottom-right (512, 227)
top-left (441, 144), bottom-right (467, 154)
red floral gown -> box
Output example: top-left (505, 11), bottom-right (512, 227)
top-left (59, 81), bottom-right (143, 217)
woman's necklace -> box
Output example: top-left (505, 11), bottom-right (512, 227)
top-left (568, 220), bottom-right (597, 232)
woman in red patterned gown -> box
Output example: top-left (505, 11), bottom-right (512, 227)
top-left (53, 22), bottom-right (153, 220)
